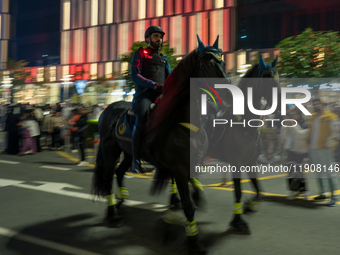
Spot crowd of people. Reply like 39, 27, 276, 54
259, 100, 340, 205
0, 102, 105, 166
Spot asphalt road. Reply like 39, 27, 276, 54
0, 148, 340, 255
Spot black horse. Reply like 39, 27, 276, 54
92, 35, 228, 253
209, 54, 280, 234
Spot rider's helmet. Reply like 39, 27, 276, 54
144, 26, 165, 43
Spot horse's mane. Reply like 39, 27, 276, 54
237, 63, 259, 92
147, 49, 198, 132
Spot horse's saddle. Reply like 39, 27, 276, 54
115, 101, 160, 141
115, 109, 135, 141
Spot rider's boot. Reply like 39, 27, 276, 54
132, 126, 144, 173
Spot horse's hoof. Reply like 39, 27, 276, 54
116, 199, 124, 209
243, 201, 253, 214
231, 224, 251, 235
162, 209, 186, 226
229, 219, 251, 235
187, 236, 207, 254
157, 220, 174, 246
229, 222, 251, 235
244, 200, 261, 214
104, 215, 123, 228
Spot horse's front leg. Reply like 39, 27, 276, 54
244, 169, 262, 213
229, 168, 251, 235
172, 169, 206, 254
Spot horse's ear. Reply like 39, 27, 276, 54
212, 35, 219, 49
197, 34, 206, 53
259, 54, 266, 71
272, 55, 278, 68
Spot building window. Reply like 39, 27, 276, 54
37, 67, 44, 82
50, 66, 56, 82
170, 15, 182, 55
237, 52, 246, 69
105, 62, 112, 78
91, 0, 98, 26
63, 0, 71, 30
156, 0, 163, 17
87, 27, 98, 63
61, 31, 70, 65
118, 23, 128, 58
90, 63, 97, 79
62, 65, 69, 77
215, 0, 223, 8
138, 0, 146, 19
121, 62, 128, 74
106, 0, 113, 24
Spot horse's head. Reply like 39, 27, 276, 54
245, 54, 280, 109
195, 35, 229, 80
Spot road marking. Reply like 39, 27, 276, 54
86, 156, 95, 158
54, 151, 340, 202
0, 178, 168, 211
56, 151, 95, 168
40, 166, 72, 171
0, 159, 20, 165
0, 226, 102, 255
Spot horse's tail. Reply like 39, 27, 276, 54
91, 101, 130, 198
92, 143, 109, 198
150, 168, 172, 195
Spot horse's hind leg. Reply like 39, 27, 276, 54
169, 175, 181, 210
102, 140, 124, 227
115, 153, 132, 204
229, 171, 251, 235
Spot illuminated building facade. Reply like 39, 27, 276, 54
6, 0, 340, 102
0, 0, 12, 70
60, 0, 241, 79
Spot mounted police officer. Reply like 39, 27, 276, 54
131, 26, 172, 172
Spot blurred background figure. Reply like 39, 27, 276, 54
92, 104, 103, 120
32, 105, 43, 152
41, 108, 53, 149
49, 111, 64, 149
258, 133, 281, 164
19, 110, 40, 155
281, 110, 309, 200
308, 99, 338, 206
5, 107, 20, 155
75, 107, 88, 166
333, 105, 340, 163
68, 108, 81, 153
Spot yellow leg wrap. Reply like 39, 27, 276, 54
191, 178, 204, 191
234, 202, 243, 214
118, 187, 129, 199
170, 183, 177, 194
185, 220, 199, 237
107, 194, 117, 206
249, 201, 261, 211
